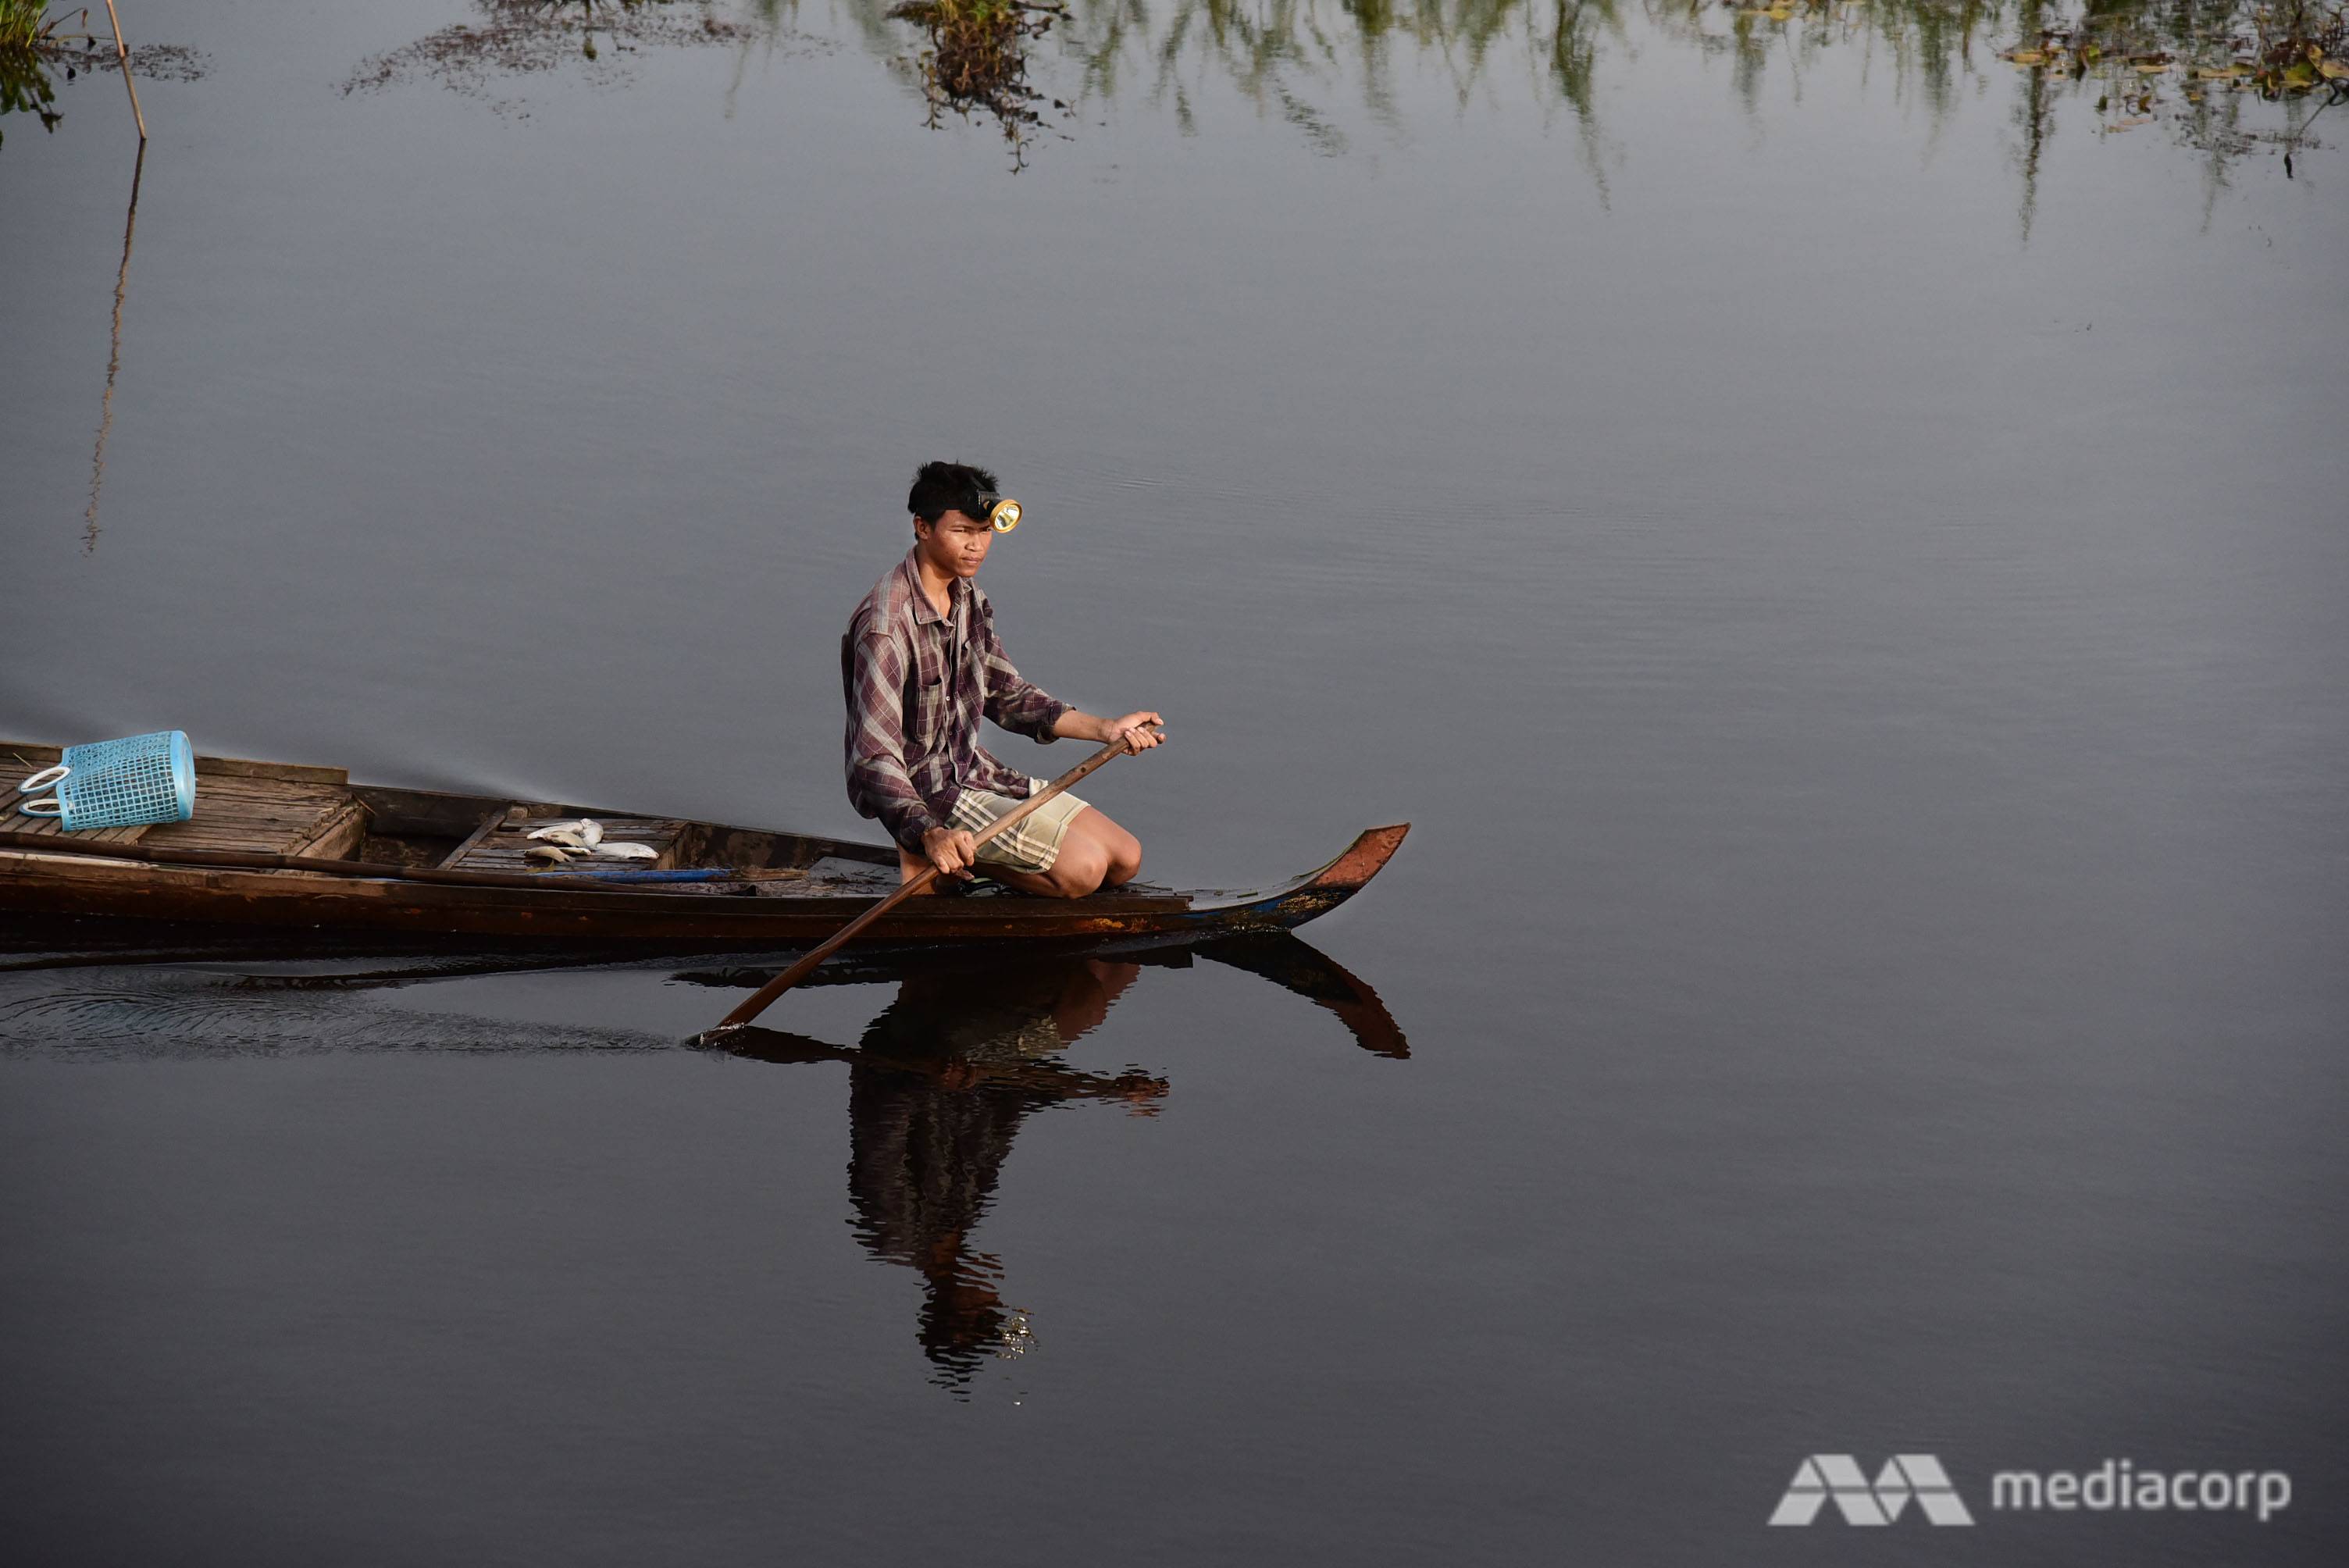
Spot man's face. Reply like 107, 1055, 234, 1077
916, 510, 994, 580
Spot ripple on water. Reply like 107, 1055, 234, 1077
0, 967, 669, 1060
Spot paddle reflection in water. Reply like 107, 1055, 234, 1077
700, 934, 1407, 1388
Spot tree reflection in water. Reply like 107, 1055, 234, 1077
9, 0, 2338, 194
704, 935, 1406, 1390
802, 0, 2344, 193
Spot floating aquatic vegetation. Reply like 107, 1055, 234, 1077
2, 4, 92, 145
343, 0, 754, 116
0, 72, 59, 144
0, 0, 56, 52
1995, 0, 2346, 107
0, 5, 201, 148
886, 0, 1070, 151
1982, 0, 2344, 192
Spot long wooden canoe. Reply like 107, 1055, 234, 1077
0, 742, 1406, 950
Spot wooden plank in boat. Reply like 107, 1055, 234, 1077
0, 752, 55, 794
287, 795, 370, 860
354, 786, 568, 839
194, 755, 348, 786
439, 807, 521, 869
799, 856, 900, 896
0, 814, 155, 845
143, 772, 365, 857
182, 775, 346, 804
0, 751, 155, 844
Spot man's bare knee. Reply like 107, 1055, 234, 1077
1101, 819, 1142, 886
1071, 809, 1142, 888
1047, 837, 1109, 897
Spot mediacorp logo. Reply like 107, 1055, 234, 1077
1770, 1456, 1973, 1527
1769, 1455, 2294, 1527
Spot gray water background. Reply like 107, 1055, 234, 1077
2, 2, 2345, 1562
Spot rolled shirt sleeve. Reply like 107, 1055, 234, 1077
846, 629, 946, 851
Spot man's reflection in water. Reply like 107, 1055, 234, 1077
847, 958, 1163, 1384
706, 935, 1404, 1389
722, 957, 1167, 1388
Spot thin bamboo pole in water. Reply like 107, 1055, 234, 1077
101, 0, 147, 141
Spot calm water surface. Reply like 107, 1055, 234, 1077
3, 1, 2345, 1562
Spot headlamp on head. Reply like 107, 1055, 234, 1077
973, 490, 1022, 533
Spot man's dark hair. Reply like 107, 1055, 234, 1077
907, 461, 1000, 525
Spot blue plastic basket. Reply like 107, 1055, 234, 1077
19, 731, 197, 832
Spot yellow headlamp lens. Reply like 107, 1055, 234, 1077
988, 498, 1022, 533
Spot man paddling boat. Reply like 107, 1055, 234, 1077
843, 461, 1163, 896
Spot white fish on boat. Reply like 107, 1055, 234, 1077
523, 818, 642, 866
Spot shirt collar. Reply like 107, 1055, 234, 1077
900, 545, 968, 628
902, 549, 958, 629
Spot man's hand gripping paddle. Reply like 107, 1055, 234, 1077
700, 727, 1160, 1039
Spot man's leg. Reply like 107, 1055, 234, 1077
980, 806, 1142, 899
1080, 807, 1143, 886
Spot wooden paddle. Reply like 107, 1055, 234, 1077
704, 729, 1157, 1036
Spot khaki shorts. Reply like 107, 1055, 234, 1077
946, 782, 1089, 875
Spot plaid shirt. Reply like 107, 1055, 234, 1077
843, 547, 1073, 850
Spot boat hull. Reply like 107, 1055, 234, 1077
0, 824, 1408, 950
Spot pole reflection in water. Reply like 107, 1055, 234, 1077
704, 935, 1407, 1388
85, 137, 144, 553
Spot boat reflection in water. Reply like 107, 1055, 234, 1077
698, 935, 1407, 1388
